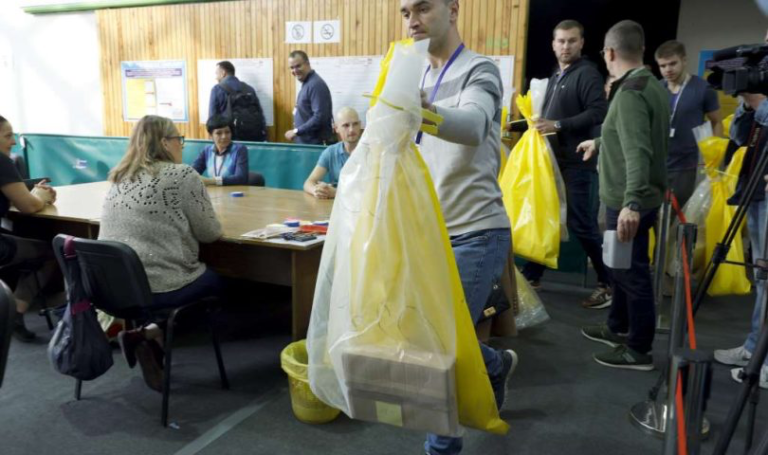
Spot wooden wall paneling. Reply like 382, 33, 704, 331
98, 0, 529, 140
514, 0, 529, 117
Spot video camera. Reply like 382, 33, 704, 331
706, 43, 768, 96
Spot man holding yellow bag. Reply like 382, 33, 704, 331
400, 0, 517, 453
578, 20, 669, 371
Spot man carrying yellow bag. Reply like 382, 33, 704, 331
406, 1, 517, 453
307, 2, 517, 454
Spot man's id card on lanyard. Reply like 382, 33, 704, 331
415, 43, 465, 145
668, 75, 689, 139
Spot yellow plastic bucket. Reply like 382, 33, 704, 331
280, 340, 340, 424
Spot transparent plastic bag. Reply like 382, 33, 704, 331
307, 39, 508, 437
513, 268, 549, 330
667, 131, 729, 277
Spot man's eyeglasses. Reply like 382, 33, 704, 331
599, 48, 611, 58
165, 135, 185, 145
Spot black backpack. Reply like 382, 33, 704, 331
219, 81, 267, 142
48, 236, 113, 381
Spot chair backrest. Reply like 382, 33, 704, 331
0, 280, 15, 388
52, 234, 154, 318
247, 172, 265, 187
11, 154, 30, 180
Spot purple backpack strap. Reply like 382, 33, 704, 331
63, 235, 76, 259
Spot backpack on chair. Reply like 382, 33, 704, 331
219, 81, 267, 142
48, 236, 113, 381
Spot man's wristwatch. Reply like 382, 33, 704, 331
553, 121, 562, 131
625, 202, 641, 212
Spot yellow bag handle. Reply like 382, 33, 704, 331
363, 94, 444, 136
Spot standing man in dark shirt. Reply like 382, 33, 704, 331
510, 20, 610, 309
208, 61, 244, 118
208, 61, 267, 142
285, 50, 334, 145
655, 40, 722, 208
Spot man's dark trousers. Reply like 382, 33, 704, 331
522, 167, 610, 286
605, 207, 658, 354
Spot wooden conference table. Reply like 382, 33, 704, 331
11, 181, 334, 340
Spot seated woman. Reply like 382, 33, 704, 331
0, 115, 57, 342
99, 115, 223, 391
192, 115, 249, 186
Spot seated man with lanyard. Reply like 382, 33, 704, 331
303, 107, 361, 199
192, 115, 249, 186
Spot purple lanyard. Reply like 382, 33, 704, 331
415, 43, 465, 145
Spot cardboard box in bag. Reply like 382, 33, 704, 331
341, 344, 459, 435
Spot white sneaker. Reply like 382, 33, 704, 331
730, 366, 768, 390
714, 346, 752, 367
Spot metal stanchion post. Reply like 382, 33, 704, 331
662, 353, 683, 455
655, 196, 672, 333
681, 349, 712, 455
632, 224, 710, 441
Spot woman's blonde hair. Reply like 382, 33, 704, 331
109, 115, 178, 183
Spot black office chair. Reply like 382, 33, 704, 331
247, 172, 265, 187
52, 235, 229, 427
10, 154, 29, 180
0, 280, 14, 388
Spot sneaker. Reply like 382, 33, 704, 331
581, 286, 612, 309
714, 346, 752, 367
490, 349, 518, 410
12, 312, 36, 342
730, 366, 768, 390
593, 345, 654, 371
581, 324, 628, 348
528, 279, 541, 291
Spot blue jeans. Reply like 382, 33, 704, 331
523, 168, 610, 286
425, 228, 511, 455
605, 207, 658, 354
744, 199, 768, 366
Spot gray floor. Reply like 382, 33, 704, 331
1, 280, 766, 455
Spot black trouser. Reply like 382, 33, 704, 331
522, 167, 610, 286
605, 207, 658, 354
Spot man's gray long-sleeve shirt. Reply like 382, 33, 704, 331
419, 48, 510, 236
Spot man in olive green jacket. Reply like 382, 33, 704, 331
577, 20, 669, 371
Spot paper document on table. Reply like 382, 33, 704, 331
241, 225, 295, 240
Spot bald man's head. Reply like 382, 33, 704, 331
334, 107, 362, 148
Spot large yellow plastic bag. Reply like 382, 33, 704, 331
706, 147, 751, 296
500, 82, 565, 268
306, 39, 508, 437
667, 123, 729, 276
513, 268, 549, 329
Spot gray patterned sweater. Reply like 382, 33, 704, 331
98, 163, 222, 293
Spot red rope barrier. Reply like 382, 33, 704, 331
670, 191, 688, 225
672, 190, 696, 455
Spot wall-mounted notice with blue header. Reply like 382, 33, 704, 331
121, 60, 188, 122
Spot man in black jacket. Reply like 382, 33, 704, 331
509, 20, 610, 308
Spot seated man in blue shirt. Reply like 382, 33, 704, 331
192, 115, 249, 186
303, 107, 361, 199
